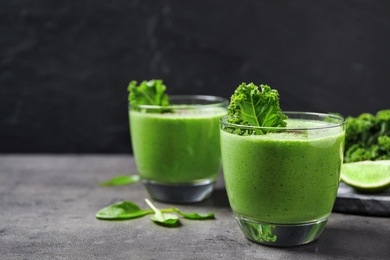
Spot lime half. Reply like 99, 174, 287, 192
341, 160, 390, 193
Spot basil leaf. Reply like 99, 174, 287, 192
173, 208, 215, 220
96, 201, 151, 220
98, 175, 140, 186
145, 199, 179, 226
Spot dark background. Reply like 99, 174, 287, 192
1, 0, 389, 153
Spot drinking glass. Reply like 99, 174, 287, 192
129, 95, 228, 203
220, 112, 345, 246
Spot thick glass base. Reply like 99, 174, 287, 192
142, 179, 215, 204
235, 213, 328, 247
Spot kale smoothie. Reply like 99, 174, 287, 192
220, 118, 345, 224
130, 106, 227, 184
220, 82, 345, 246
127, 80, 228, 203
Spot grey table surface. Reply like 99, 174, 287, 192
0, 155, 389, 260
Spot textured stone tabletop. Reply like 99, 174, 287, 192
1, 155, 389, 259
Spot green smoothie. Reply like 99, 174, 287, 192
221, 119, 345, 224
130, 107, 227, 184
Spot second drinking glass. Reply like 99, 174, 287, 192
129, 95, 228, 203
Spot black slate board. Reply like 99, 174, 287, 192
333, 182, 390, 217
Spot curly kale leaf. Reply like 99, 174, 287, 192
128, 79, 169, 106
376, 110, 390, 137
226, 83, 287, 134
345, 113, 376, 148
345, 144, 378, 163
378, 136, 390, 155
344, 109, 390, 163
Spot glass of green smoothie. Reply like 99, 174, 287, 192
129, 94, 228, 203
220, 112, 345, 246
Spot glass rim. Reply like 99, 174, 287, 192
220, 111, 345, 131
129, 95, 229, 110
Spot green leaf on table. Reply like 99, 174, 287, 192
145, 199, 179, 226
172, 208, 215, 220
96, 201, 151, 220
98, 175, 140, 186
96, 199, 215, 226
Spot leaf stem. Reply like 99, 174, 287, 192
145, 199, 176, 217
145, 198, 161, 218
143, 208, 175, 215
